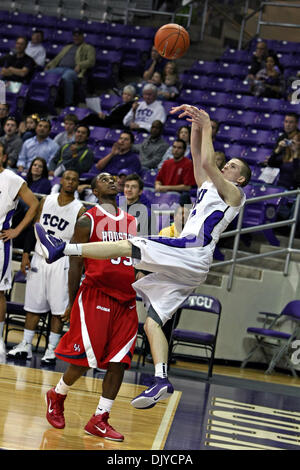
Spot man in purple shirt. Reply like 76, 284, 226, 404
95, 130, 141, 175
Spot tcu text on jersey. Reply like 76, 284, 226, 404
42, 213, 69, 232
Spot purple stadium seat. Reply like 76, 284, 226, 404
93, 145, 111, 161
97, 35, 123, 51
142, 169, 158, 188
221, 48, 252, 64
224, 144, 247, 159
1, 24, 30, 39
242, 183, 282, 245
242, 146, 271, 165
177, 88, 205, 104
52, 30, 73, 44
83, 33, 105, 47
189, 60, 220, 75
0, 38, 15, 53
241, 300, 300, 376
252, 112, 284, 130
240, 129, 279, 148
163, 117, 190, 135
197, 91, 229, 108
217, 63, 249, 79
80, 20, 109, 34
89, 126, 110, 145
103, 128, 123, 145
255, 97, 284, 114
225, 109, 258, 127
123, 25, 156, 40
206, 107, 230, 123
45, 43, 64, 60
59, 106, 94, 121
215, 124, 245, 142
28, 72, 62, 114
169, 294, 222, 378
100, 93, 122, 111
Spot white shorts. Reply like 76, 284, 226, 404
0, 240, 12, 291
130, 236, 212, 325
24, 253, 69, 316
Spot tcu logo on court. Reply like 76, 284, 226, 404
42, 213, 70, 231
188, 295, 213, 309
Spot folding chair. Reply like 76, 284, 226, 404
4, 270, 51, 352
169, 294, 222, 380
241, 300, 300, 376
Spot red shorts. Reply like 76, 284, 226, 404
55, 285, 138, 369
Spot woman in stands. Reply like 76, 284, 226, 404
250, 55, 284, 99
26, 157, 52, 195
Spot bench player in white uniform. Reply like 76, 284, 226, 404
8, 170, 85, 363
35, 105, 251, 408
0, 142, 39, 355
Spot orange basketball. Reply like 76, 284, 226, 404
154, 23, 190, 60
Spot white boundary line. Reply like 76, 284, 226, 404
151, 391, 181, 450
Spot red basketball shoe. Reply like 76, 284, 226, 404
45, 388, 66, 429
84, 413, 124, 441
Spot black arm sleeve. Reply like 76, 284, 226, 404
22, 224, 36, 254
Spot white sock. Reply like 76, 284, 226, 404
0, 321, 4, 337
23, 329, 35, 345
95, 396, 114, 415
55, 376, 70, 396
48, 331, 61, 349
64, 243, 82, 256
155, 362, 168, 378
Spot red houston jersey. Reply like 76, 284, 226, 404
81, 204, 137, 302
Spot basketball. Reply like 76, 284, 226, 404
154, 23, 190, 60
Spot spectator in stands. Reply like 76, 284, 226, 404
25, 30, 46, 68
19, 114, 40, 142
26, 157, 52, 195
95, 131, 141, 176
247, 41, 269, 79
117, 168, 130, 195
215, 151, 226, 170
0, 36, 35, 84
267, 131, 300, 189
158, 73, 180, 101
11, 157, 52, 247
211, 119, 225, 153
119, 173, 152, 236
272, 113, 299, 155
0, 104, 9, 137
155, 138, 196, 193
49, 125, 94, 177
45, 28, 96, 106
159, 204, 190, 237
123, 83, 166, 132
250, 55, 284, 98
133, 120, 169, 170
0, 116, 23, 169
143, 46, 168, 81
54, 113, 78, 147
17, 118, 59, 172
158, 125, 191, 169
80, 85, 136, 128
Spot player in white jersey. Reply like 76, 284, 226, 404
0, 142, 39, 355
7, 170, 85, 363
35, 105, 252, 408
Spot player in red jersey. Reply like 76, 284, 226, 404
45, 173, 138, 441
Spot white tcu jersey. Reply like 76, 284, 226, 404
0, 169, 24, 232
180, 181, 246, 251
35, 193, 83, 255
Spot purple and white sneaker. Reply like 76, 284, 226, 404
34, 223, 66, 264
131, 377, 174, 409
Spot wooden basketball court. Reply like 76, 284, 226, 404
0, 364, 181, 450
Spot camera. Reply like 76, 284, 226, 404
285, 139, 293, 146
